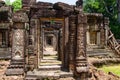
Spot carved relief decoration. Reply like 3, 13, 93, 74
75, 14, 88, 73
12, 29, 24, 59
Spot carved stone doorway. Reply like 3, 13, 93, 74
39, 18, 64, 69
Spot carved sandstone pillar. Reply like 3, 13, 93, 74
6, 12, 29, 75
69, 15, 77, 71
75, 13, 88, 79
12, 12, 29, 60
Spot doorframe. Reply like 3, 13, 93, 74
38, 17, 65, 68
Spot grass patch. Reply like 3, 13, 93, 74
98, 64, 120, 76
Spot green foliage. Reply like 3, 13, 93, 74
84, 0, 100, 13
84, 0, 120, 38
98, 64, 120, 76
110, 20, 120, 39
12, 0, 22, 12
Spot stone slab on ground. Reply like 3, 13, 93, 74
25, 70, 73, 80
5, 68, 24, 76
39, 65, 61, 71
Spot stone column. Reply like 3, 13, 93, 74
55, 31, 59, 51
100, 20, 105, 47
12, 13, 29, 60
86, 30, 90, 45
63, 17, 69, 70
69, 15, 77, 71
6, 12, 29, 75
29, 19, 40, 69
104, 18, 109, 46
42, 27, 44, 58
97, 32, 101, 45
75, 13, 88, 79
58, 30, 61, 60
53, 32, 57, 51
5, 31, 8, 47
34, 19, 40, 69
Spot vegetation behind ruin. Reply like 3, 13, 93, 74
4, 0, 120, 38
5, 0, 22, 11
99, 64, 120, 76
84, 0, 120, 39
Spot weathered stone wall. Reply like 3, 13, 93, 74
0, 0, 13, 59
86, 13, 105, 47
22, 0, 36, 7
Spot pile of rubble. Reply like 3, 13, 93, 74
88, 64, 120, 80
88, 57, 120, 67
0, 59, 120, 80
0, 60, 23, 80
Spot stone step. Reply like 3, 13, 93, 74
40, 63, 61, 66
5, 59, 25, 75
25, 70, 73, 80
8, 65, 24, 68
25, 77, 37, 80
11, 62, 24, 65
38, 65, 61, 71
59, 71, 73, 78
26, 71, 59, 80
40, 60, 61, 66
0, 55, 11, 59
86, 48, 114, 57
87, 53, 110, 57
5, 68, 24, 76
0, 48, 8, 51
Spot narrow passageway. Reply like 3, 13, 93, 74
39, 18, 64, 69
40, 46, 61, 67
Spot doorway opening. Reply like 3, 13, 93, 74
90, 31, 97, 45
46, 36, 53, 46
39, 18, 64, 68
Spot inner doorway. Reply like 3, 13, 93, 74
46, 36, 53, 46
39, 18, 64, 68
90, 31, 97, 45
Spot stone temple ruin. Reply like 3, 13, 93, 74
0, 0, 120, 79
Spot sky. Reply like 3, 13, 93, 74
10, 0, 76, 5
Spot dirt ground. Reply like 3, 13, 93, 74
0, 59, 120, 80
0, 60, 23, 80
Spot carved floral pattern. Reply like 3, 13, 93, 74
12, 29, 24, 59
